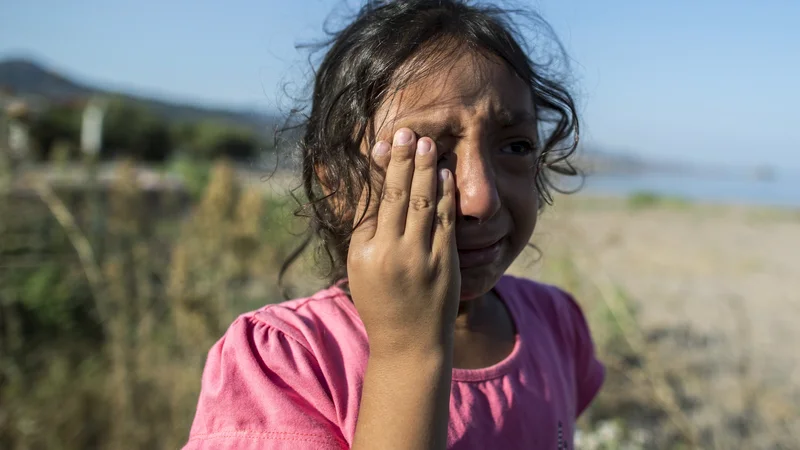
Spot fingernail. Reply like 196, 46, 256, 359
373, 141, 390, 156
439, 168, 450, 181
394, 129, 412, 145
417, 138, 431, 155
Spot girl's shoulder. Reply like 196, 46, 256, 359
227, 284, 366, 356
497, 274, 587, 323
497, 274, 597, 355
498, 274, 605, 415
186, 286, 361, 449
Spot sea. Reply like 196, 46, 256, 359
566, 170, 800, 209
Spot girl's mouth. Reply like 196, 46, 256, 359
457, 238, 503, 268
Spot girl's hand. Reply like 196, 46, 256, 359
349, 128, 457, 450
347, 128, 461, 357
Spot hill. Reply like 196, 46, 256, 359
0, 57, 707, 175
0, 58, 279, 136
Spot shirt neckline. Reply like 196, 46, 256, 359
450, 276, 523, 383
329, 275, 524, 384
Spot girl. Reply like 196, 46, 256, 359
184, 1, 604, 448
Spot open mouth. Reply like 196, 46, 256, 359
457, 238, 503, 268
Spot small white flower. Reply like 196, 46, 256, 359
596, 420, 621, 443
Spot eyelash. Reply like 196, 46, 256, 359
499, 140, 537, 156
434, 139, 538, 161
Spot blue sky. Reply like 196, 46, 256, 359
1, 0, 798, 168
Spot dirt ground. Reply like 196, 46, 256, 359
26, 163, 798, 444
515, 194, 800, 444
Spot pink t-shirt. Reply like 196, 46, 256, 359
184, 275, 605, 449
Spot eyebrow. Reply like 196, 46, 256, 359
495, 109, 537, 128
399, 120, 464, 139
393, 109, 536, 139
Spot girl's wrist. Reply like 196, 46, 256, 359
366, 328, 455, 363
365, 344, 453, 388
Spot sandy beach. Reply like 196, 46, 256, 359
6, 161, 798, 447
511, 194, 800, 445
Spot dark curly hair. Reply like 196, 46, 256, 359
278, 0, 580, 290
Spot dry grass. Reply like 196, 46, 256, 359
0, 159, 298, 449
516, 195, 800, 449
1, 161, 798, 449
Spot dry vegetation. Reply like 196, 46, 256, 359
519, 195, 800, 449
1, 159, 798, 449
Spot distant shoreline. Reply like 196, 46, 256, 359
570, 172, 800, 210
9, 161, 800, 211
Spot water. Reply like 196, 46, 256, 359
571, 171, 800, 208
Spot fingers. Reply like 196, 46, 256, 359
353, 129, 451, 258
404, 137, 438, 247
352, 140, 390, 241
375, 129, 416, 236
432, 168, 457, 255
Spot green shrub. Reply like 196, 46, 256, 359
627, 191, 689, 210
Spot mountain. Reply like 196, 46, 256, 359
0, 58, 279, 135
570, 145, 713, 177
571, 147, 646, 175
0, 58, 713, 175
0, 58, 92, 100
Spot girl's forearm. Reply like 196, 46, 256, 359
351, 348, 453, 450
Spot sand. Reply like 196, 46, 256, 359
515, 194, 800, 440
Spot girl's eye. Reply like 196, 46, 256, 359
499, 140, 536, 155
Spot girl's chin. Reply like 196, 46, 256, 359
457, 267, 504, 302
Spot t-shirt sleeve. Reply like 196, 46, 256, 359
561, 291, 606, 418
183, 315, 348, 450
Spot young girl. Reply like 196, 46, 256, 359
184, 1, 604, 448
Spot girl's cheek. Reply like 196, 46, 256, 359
495, 154, 539, 179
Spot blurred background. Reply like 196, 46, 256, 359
0, 1, 798, 449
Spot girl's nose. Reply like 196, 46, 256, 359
454, 147, 501, 224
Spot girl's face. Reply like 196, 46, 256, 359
369, 51, 540, 300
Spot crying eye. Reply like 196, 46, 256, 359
499, 140, 536, 155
